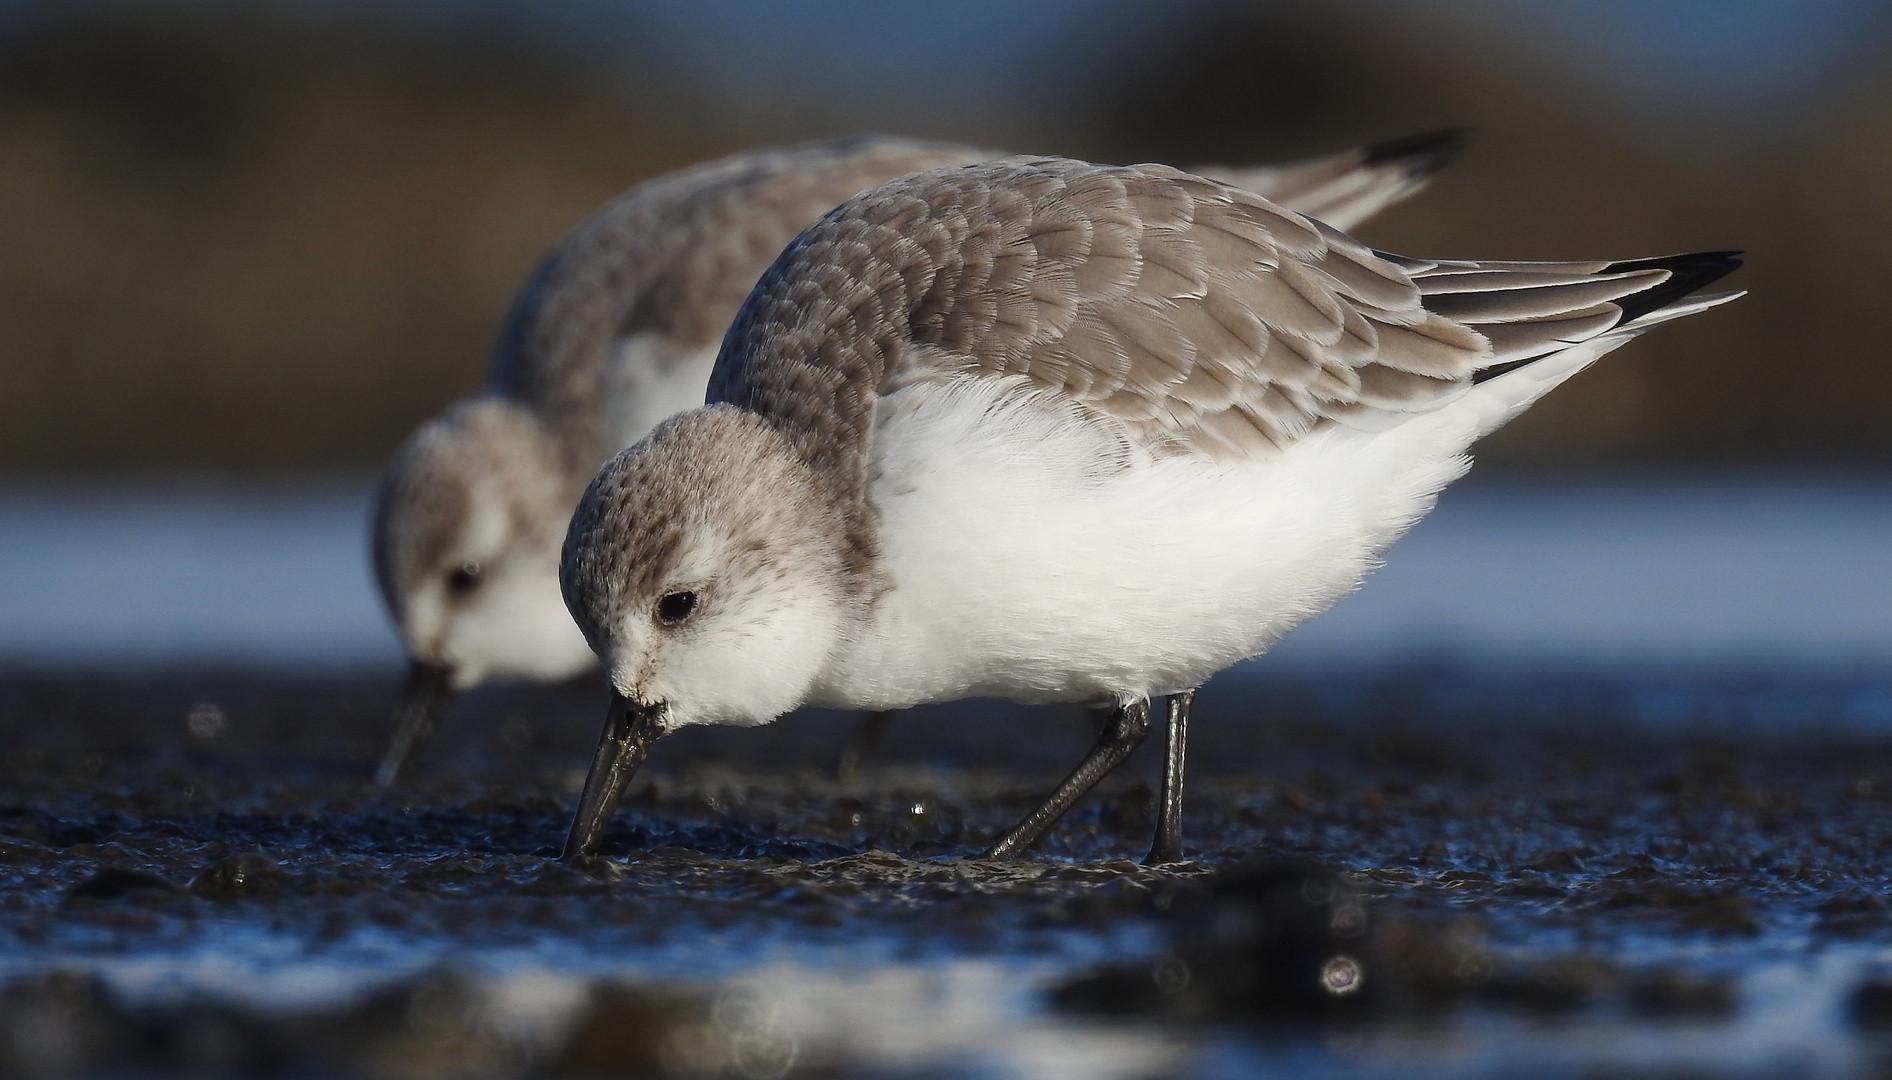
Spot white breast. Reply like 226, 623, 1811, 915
809, 374, 1497, 710
603, 334, 723, 449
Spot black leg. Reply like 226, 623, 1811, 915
833, 710, 896, 780
1144, 688, 1196, 865
983, 697, 1152, 859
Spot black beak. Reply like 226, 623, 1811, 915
561, 692, 666, 861
374, 659, 456, 787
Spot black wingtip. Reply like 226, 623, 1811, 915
1361, 126, 1472, 177
1604, 250, 1744, 325
1469, 250, 1744, 385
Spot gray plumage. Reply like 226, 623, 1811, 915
1197, 126, 1466, 238
492, 132, 1466, 464
704, 158, 1739, 575
488, 137, 999, 467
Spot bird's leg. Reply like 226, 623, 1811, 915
1144, 688, 1197, 865
983, 697, 1152, 859
832, 710, 896, 780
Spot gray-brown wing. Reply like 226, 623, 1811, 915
711, 157, 1735, 503
490, 136, 995, 454
486, 132, 1460, 463
1198, 127, 1466, 232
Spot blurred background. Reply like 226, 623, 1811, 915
1, 0, 1889, 669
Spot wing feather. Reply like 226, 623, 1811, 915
1421, 271, 1667, 323
497, 136, 999, 455
1199, 127, 1467, 232
1477, 307, 1624, 363
710, 157, 1741, 509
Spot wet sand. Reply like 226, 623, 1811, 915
3, 662, 1892, 1078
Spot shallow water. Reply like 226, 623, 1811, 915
5, 663, 1892, 1077
4, 475, 1890, 667
3, 474, 1891, 1075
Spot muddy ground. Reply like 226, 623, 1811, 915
2, 661, 1892, 1078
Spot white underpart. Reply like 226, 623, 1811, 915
416, 471, 596, 687
604, 334, 723, 448
395, 485, 512, 673
810, 329, 1652, 712
623, 525, 846, 731
443, 544, 596, 686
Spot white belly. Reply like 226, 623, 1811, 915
809, 376, 1492, 710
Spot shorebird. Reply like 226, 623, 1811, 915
369, 132, 1468, 786
557, 156, 1742, 863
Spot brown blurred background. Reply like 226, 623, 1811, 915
2, 0, 1889, 477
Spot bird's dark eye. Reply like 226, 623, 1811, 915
656, 590, 697, 626
446, 563, 482, 596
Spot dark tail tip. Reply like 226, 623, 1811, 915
1605, 251, 1744, 325
1361, 126, 1472, 177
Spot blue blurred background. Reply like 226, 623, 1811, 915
1, 0, 1888, 679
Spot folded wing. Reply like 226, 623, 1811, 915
711, 158, 1740, 486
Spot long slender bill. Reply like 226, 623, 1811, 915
374, 659, 456, 787
561, 693, 667, 861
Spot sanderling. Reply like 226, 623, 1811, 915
369, 133, 1467, 786
556, 156, 1742, 864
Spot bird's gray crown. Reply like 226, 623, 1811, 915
559, 404, 855, 666
371, 396, 569, 623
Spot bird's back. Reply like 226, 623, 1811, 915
491, 137, 999, 462
710, 157, 1739, 610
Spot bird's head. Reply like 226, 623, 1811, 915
372, 397, 596, 692
557, 404, 856, 856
